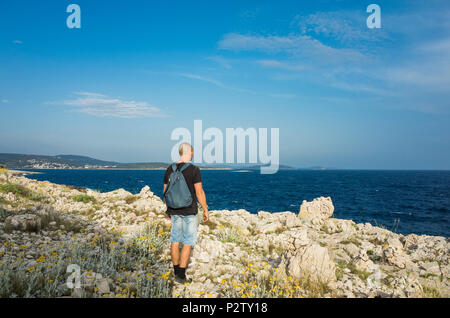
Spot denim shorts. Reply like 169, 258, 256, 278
169, 214, 198, 246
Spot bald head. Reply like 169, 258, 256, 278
179, 142, 193, 157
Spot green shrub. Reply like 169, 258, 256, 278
0, 224, 172, 298
72, 194, 96, 203
0, 183, 31, 197
0, 183, 43, 201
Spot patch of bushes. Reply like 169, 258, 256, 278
219, 262, 333, 298
0, 223, 172, 298
0, 183, 43, 201
72, 194, 96, 203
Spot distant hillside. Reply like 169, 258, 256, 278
0, 153, 300, 170
113, 162, 172, 169
54, 155, 119, 167
0, 153, 170, 169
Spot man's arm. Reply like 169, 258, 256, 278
194, 182, 209, 222
163, 183, 170, 219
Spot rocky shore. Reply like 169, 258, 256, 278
0, 168, 448, 298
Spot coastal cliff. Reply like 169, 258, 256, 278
0, 169, 448, 298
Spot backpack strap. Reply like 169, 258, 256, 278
179, 162, 191, 172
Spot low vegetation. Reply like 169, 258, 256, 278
72, 194, 96, 203
0, 222, 172, 298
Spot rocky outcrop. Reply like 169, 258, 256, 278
298, 196, 334, 223
0, 169, 448, 298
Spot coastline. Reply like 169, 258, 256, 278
0, 169, 448, 298
14, 167, 232, 171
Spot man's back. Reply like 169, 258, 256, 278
163, 162, 201, 216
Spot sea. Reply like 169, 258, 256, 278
20, 169, 450, 237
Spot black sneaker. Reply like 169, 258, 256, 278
175, 275, 192, 284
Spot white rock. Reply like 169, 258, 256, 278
282, 243, 336, 286
139, 185, 154, 199
5, 214, 41, 232
95, 278, 110, 294
298, 197, 334, 222
285, 212, 303, 228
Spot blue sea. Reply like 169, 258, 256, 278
20, 169, 450, 237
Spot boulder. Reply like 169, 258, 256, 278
259, 222, 282, 234
420, 261, 441, 276
282, 243, 336, 286
104, 188, 133, 200
298, 197, 334, 222
401, 233, 422, 250
383, 238, 411, 269
139, 185, 154, 199
344, 243, 360, 258
95, 278, 111, 294
5, 214, 41, 232
285, 212, 303, 228
351, 250, 375, 273
404, 278, 424, 298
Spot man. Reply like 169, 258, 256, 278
163, 142, 209, 283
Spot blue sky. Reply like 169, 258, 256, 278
0, 0, 449, 169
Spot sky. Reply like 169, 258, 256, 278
0, 0, 449, 169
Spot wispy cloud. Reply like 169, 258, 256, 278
292, 11, 390, 45
47, 92, 168, 118
179, 73, 227, 88
12, 40, 22, 44
218, 33, 368, 65
178, 73, 254, 93
1, 99, 8, 103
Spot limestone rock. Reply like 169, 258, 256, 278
298, 197, 334, 222
420, 262, 441, 276
139, 185, 154, 199
285, 212, 303, 228
5, 214, 41, 232
404, 278, 423, 298
344, 243, 360, 258
95, 278, 111, 294
282, 243, 336, 286
383, 238, 411, 269
351, 250, 375, 273
259, 222, 282, 234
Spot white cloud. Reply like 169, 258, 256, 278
48, 92, 167, 118
218, 33, 368, 65
292, 11, 390, 44
12, 40, 22, 44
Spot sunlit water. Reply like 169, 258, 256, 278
22, 169, 450, 237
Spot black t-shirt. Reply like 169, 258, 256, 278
163, 162, 202, 215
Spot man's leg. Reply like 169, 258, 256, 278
169, 215, 182, 277
171, 242, 180, 266
179, 244, 192, 268
177, 215, 198, 280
